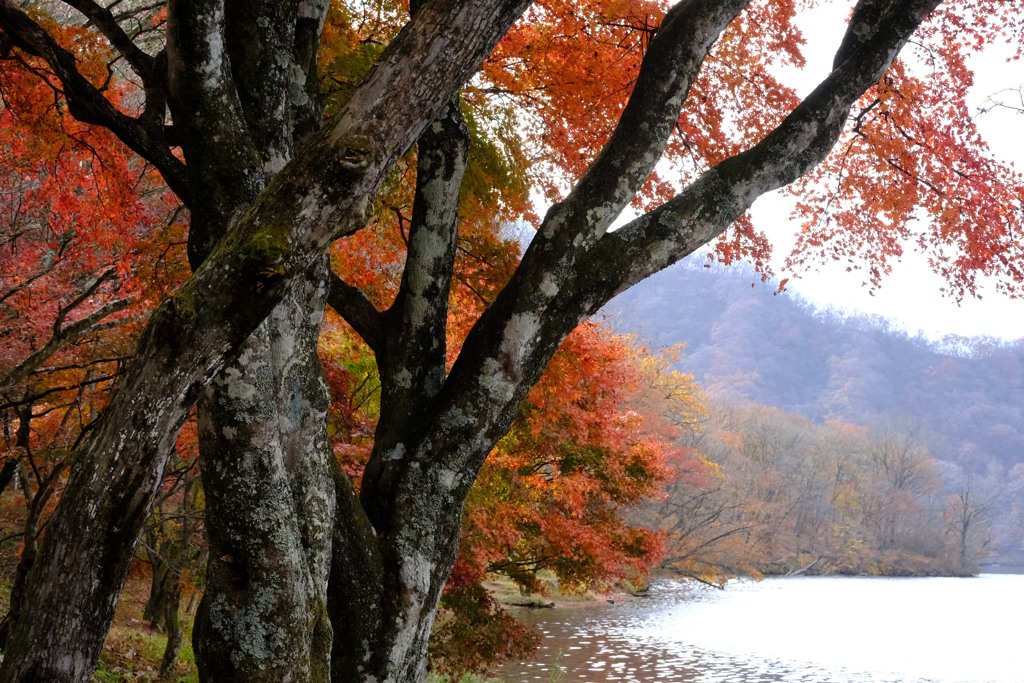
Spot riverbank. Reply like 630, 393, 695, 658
484, 574, 646, 611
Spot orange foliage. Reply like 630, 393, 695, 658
457, 322, 708, 593
1, 23, 187, 540
788, 1, 1024, 299
3, 0, 1021, 675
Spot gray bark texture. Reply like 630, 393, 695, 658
0, 0, 945, 681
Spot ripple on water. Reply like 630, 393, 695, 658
497, 575, 1024, 683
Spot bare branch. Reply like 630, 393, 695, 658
52, 269, 116, 336
326, 272, 385, 354
0, 372, 120, 413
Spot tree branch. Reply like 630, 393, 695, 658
385, 99, 468, 386
292, 0, 329, 141
223, 0, 299, 171
326, 272, 385, 354
361, 97, 470, 529
533, 0, 750, 252
403, 0, 943, 517
426, 0, 754, 485
1, 268, 131, 396
584, 0, 943, 300
59, 0, 156, 80
166, 0, 263, 260
0, 298, 130, 393
0, 372, 118, 414
0, 0, 191, 202
51, 268, 116, 336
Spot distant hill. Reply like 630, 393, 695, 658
602, 257, 1024, 478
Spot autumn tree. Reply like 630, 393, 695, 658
653, 399, 984, 577
319, 195, 681, 671
865, 426, 939, 552
942, 471, 996, 573
0, 0, 1020, 682
431, 323, 694, 675
0, 31, 185, 655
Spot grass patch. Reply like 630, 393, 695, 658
91, 607, 198, 682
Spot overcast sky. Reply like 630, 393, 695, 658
758, 2, 1024, 342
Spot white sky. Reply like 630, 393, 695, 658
755, 1, 1024, 342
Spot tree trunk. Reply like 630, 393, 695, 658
144, 556, 171, 631
143, 515, 175, 631
0, 457, 17, 497
157, 570, 184, 682
194, 267, 334, 682
0, 404, 66, 652
323, 94, 472, 683
329, 445, 468, 683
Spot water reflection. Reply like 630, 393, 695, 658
497, 575, 1024, 682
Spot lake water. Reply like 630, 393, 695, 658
496, 574, 1024, 682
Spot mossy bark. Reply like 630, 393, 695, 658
194, 268, 334, 682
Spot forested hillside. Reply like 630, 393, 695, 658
605, 258, 1024, 567
604, 257, 1024, 479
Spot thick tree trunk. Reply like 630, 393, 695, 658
0, 386, 181, 680
194, 267, 334, 682
324, 96, 472, 683
329, 447, 468, 683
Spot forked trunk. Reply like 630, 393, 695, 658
329, 448, 468, 683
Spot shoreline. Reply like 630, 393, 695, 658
485, 577, 646, 611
